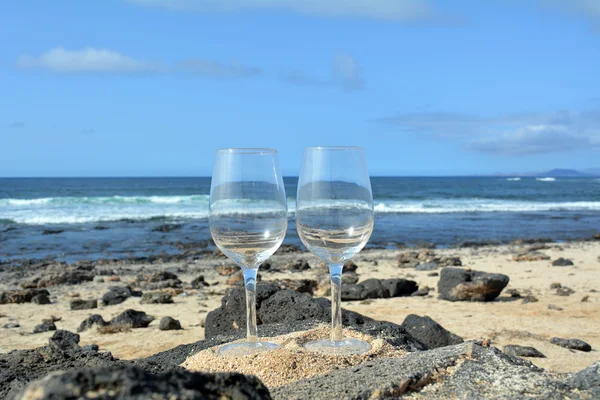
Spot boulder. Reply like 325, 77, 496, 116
550, 337, 592, 352
77, 314, 108, 332
381, 279, 419, 297
101, 286, 143, 306
190, 275, 209, 289
70, 299, 98, 310
0, 289, 50, 304
503, 345, 545, 358
33, 320, 57, 334
400, 314, 463, 349
109, 309, 155, 328
341, 278, 417, 301
438, 268, 509, 302
140, 292, 173, 305
159, 316, 182, 331
513, 252, 550, 262
14, 365, 271, 400
343, 260, 359, 273
49, 330, 80, 352
31, 293, 51, 305
552, 258, 574, 266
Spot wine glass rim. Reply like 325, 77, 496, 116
216, 148, 277, 154
305, 146, 364, 151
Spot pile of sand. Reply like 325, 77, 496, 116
181, 327, 406, 387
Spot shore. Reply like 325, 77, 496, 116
1, 240, 599, 374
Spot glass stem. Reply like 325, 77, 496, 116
329, 263, 343, 342
243, 268, 258, 343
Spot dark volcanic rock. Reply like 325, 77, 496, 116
284, 259, 311, 272
204, 284, 425, 352
568, 361, 600, 397
416, 262, 438, 271
159, 316, 182, 331
190, 275, 209, 289
264, 279, 318, 295
15, 365, 271, 400
102, 286, 143, 306
42, 229, 64, 235
35, 267, 95, 287
400, 314, 463, 349
556, 286, 575, 296
550, 337, 592, 352
152, 223, 183, 233
272, 341, 598, 400
552, 257, 574, 266
48, 330, 80, 352
109, 309, 155, 328
70, 299, 98, 310
341, 278, 417, 300
77, 314, 108, 332
31, 293, 51, 305
0, 289, 50, 304
3, 323, 20, 329
140, 291, 173, 304
343, 260, 359, 273
504, 345, 546, 358
275, 243, 302, 254
513, 252, 550, 262
438, 268, 509, 302
137, 271, 182, 290
33, 320, 57, 334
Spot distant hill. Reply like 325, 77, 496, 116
542, 169, 586, 177
493, 168, 600, 177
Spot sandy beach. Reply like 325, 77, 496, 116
2, 240, 598, 375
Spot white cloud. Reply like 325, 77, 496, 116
17, 47, 163, 73
333, 52, 365, 91
378, 109, 600, 156
179, 58, 262, 79
126, 0, 444, 22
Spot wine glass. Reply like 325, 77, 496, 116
296, 146, 374, 355
209, 148, 288, 356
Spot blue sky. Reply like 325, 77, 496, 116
1, 0, 599, 177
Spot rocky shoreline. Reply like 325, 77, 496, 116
1, 240, 599, 399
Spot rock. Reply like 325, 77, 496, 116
77, 314, 108, 332
550, 282, 562, 289
137, 271, 182, 290
568, 361, 600, 396
381, 278, 419, 297
503, 345, 546, 358
582, 295, 590, 302
439, 256, 462, 267
416, 262, 438, 271
33, 319, 57, 334
152, 223, 183, 233
550, 337, 592, 352
35, 267, 95, 287
264, 279, 318, 295
505, 288, 521, 298
284, 259, 311, 272
31, 293, 51, 305
275, 243, 302, 253
81, 344, 99, 353
48, 330, 80, 352
0, 289, 50, 304
343, 260, 358, 273
226, 271, 245, 286
215, 265, 238, 276
140, 292, 173, 304
109, 309, 155, 328
556, 286, 575, 296
427, 272, 439, 277
522, 295, 539, 304
360, 278, 392, 299
70, 299, 98, 310
513, 252, 550, 262
3, 323, 19, 329
552, 257, 574, 266
438, 268, 509, 302
42, 229, 64, 235
548, 304, 563, 311
341, 272, 359, 285
101, 286, 143, 306
190, 275, 209, 289
400, 314, 463, 349
205, 284, 425, 352
159, 316, 182, 331
411, 287, 431, 296
272, 341, 599, 400
14, 365, 271, 400
528, 243, 551, 251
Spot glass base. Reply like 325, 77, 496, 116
218, 341, 281, 357
305, 338, 371, 355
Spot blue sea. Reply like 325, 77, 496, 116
1, 177, 599, 262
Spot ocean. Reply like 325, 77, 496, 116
1, 177, 599, 262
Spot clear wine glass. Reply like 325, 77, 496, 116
296, 146, 374, 355
209, 148, 288, 356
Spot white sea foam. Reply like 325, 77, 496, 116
506, 177, 521, 181
3, 195, 600, 225
536, 177, 556, 182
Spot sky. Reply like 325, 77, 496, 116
1, 0, 600, 177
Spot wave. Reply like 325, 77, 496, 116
536, 177, 556, 182
0, 195, 209, 207
506, 177, 521, 181
373, 199, 600, 214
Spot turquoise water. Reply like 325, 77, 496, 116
1, 177, 599, 261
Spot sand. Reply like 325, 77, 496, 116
1, 241, 599, 373
181, 327, 405, 387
